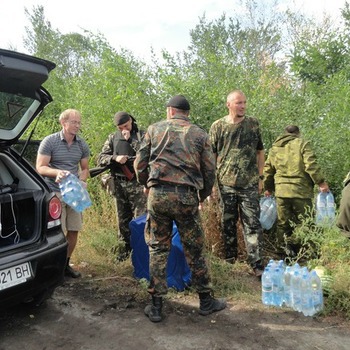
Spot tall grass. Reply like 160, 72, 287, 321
76, 183, 350, 319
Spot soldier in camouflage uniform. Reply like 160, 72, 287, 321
336, 171, 350, 238
209, 90, 265, 277
134, 95, 226, 323
264, 125, 329, 255
97, 112, 147, 260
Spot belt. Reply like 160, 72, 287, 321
113, 174, 135, 181
113, 174, 127, 180
152, 184, 197, 193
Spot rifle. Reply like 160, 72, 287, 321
90, 156, 136, 180
89, 165, 110, 178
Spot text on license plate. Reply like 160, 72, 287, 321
0, 262, 32, 290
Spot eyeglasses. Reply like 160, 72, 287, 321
66, 120, 81, 126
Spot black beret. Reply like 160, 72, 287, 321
166, 95, 190, 111
114, 111, 131, 126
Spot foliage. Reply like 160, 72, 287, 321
289, 21, 349, 84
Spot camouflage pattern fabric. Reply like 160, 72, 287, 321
263, 133, 325, 198
97, 130, 144, 177
209, 116, 264, 187
97, 126, 146, 250
113, 178, 147, 249
134, 115, 215, 202
146, 188, 212, 296
134, 114, 216, 296
219, 184, 263, 266
209, 116, 264, 267
276, 197, 312, 244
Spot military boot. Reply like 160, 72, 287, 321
198, 292, 226, 316
144, 295, 163, 322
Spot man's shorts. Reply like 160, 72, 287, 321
56, 192, 83, 233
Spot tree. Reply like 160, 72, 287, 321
20, 1, 350, 200
23, 5, 157, 162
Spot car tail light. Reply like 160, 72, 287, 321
49, 196, 61, 221
47, 196, 62, 229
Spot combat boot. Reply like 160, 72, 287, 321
198, 292, 226, 316
144, 295, 163, 322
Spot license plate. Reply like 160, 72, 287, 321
0, 262, 32, 290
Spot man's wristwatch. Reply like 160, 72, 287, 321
259, 175, 265, 180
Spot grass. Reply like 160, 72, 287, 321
74, 183, 350, 320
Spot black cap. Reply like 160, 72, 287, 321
166, 95, 190, 111
114, 111, 131, 126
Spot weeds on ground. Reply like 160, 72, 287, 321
75, 180, 124, 275
325, 264, 350, 319
78, 185, 350, 319
287, 213, 350, 319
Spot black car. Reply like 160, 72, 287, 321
0, 49, 68, 309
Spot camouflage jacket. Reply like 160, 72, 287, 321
134, 114, 216, 202
263, 133, 325, 198
209, 116, 264, 187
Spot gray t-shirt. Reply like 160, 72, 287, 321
38, 130, 90, 191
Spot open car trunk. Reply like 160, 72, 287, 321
0, 151, 46, 248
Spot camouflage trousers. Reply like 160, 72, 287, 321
276, 197, 312, 245
146, 186, 212, 296
114, 177, 147, 249
219, 184, 263, 267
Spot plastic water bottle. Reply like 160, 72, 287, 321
60, 176, 83, 206
260, 197, 277, 230
272, 267, 284, 307
267, 259, 277, 269
59, 173, 92, 212
80, 187, 92, 209
326, 192, 336, 222
292, 262, 300, 273
266, 198, 277, 227
260, 197, 270, 228
277, 260, 286, 272
310, 270, 324, 314
261, 267, 273, 306
283, 266, 292, 308
316, 192, 327, 224
60, 184, 75, 203
300, 270, 314, 316
291, 269, 302, 312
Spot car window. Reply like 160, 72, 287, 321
0, 92, 34, 130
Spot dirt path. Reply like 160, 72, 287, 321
1, 276, 349, 350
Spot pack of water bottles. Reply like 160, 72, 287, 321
261, 259, 324, 316
316, 191, 336, 226
259, 196, 277, 230
59, 173, 92, 213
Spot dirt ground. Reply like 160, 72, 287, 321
1, 270, 350, 350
